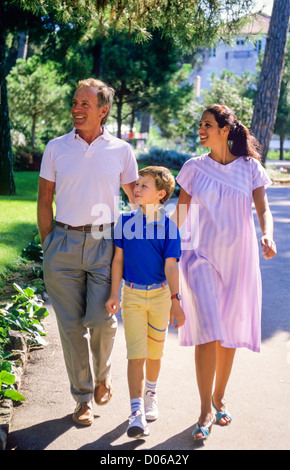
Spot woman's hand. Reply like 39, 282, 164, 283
260, 235, 277, 259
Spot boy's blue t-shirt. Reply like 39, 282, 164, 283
114, 207, 181, 285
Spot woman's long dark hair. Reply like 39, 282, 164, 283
204, 104, 262, 161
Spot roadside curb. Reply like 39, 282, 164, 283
272, 179, 290, 185
267, 160, 290, 185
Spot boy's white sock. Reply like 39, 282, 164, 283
130, 397, 145, 415
145, 379, 157, 396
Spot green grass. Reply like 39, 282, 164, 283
0, 172, 40, 279
267, 150, 290, 161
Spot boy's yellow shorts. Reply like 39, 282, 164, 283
121, 283, 171, 360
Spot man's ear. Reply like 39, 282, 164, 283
100, 105, 109, 117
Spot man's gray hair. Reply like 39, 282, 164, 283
77, 78, 115, 125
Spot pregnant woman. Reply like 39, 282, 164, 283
175, 104, 276, 441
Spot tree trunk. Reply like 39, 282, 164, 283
92, 40, 102, 77
17, 31, 29, 60
0, 1, 15, 196
129, 109, 135, 133
117, 99, 122, 139
279, 135, 285, 160
31, 114, 37, 147
250, 0, 290, 165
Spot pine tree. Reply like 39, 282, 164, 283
251, 0, 290, 164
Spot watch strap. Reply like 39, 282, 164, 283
171, 293, 181, 300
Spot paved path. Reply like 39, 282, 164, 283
6, 187, 290, 451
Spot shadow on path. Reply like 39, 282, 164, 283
7, 415, 73, 450
7, 417, 146, 451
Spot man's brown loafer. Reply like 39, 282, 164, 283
94, 377, 113, 406
72, 401, 94, 426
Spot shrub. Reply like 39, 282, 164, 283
138, 147, 192, 171
13, 145, 43, 172
0, 283, 49, 402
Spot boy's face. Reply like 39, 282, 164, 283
134, 175, 166, 208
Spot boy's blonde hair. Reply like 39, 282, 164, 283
138, 166, 175, 204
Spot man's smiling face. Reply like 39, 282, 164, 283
71, 87, 105, 138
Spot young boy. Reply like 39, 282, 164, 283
105, 166, 185, 439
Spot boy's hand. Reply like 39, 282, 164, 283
105, 295, 120, 314
170, 300, 185, 329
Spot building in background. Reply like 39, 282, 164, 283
190, 13, 289, 153
190, 14, 270, 91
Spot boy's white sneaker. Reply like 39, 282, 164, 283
127, 410, 149, 438
144, 391, 158, 421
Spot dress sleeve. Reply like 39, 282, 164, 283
251, 159, 272, 190
176, 158, 194, 196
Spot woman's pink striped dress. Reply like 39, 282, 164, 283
176, 154, 272, 352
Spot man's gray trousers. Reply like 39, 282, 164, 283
43, 225, 117, 403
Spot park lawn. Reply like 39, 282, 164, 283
0, 172, 40, 278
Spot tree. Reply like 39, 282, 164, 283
0, 1, 15, 195
100, 30, 193, 138
274, 38, 290, 160
15, 0, 255, 48
202, 70, 256, 126
149, 64, 196, 141
178, 69, 258, 153
1, 0, 258, 194
0, 0, 57, 195
7, 56, 71, 147
251, 0, 290, 164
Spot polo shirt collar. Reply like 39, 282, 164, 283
68, 126, 113, 142
102, 127, 114, 141
67, 129, 77, 141
134, 205, 166, 226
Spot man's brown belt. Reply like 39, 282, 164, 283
56, 221, 114, 232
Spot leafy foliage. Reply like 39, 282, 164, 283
0, 283, 49, 401
139, 147, 192, 171
0, 370, 25, 402
13, 0, 255, 48
0, 283, 49, 346
22, 243, 43, 262
100, 30, 194, 137
201, 70, 255, 126
7, 56, 71, 147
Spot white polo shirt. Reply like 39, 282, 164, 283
40, 128, 138, 226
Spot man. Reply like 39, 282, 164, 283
37, 78, 138, 426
